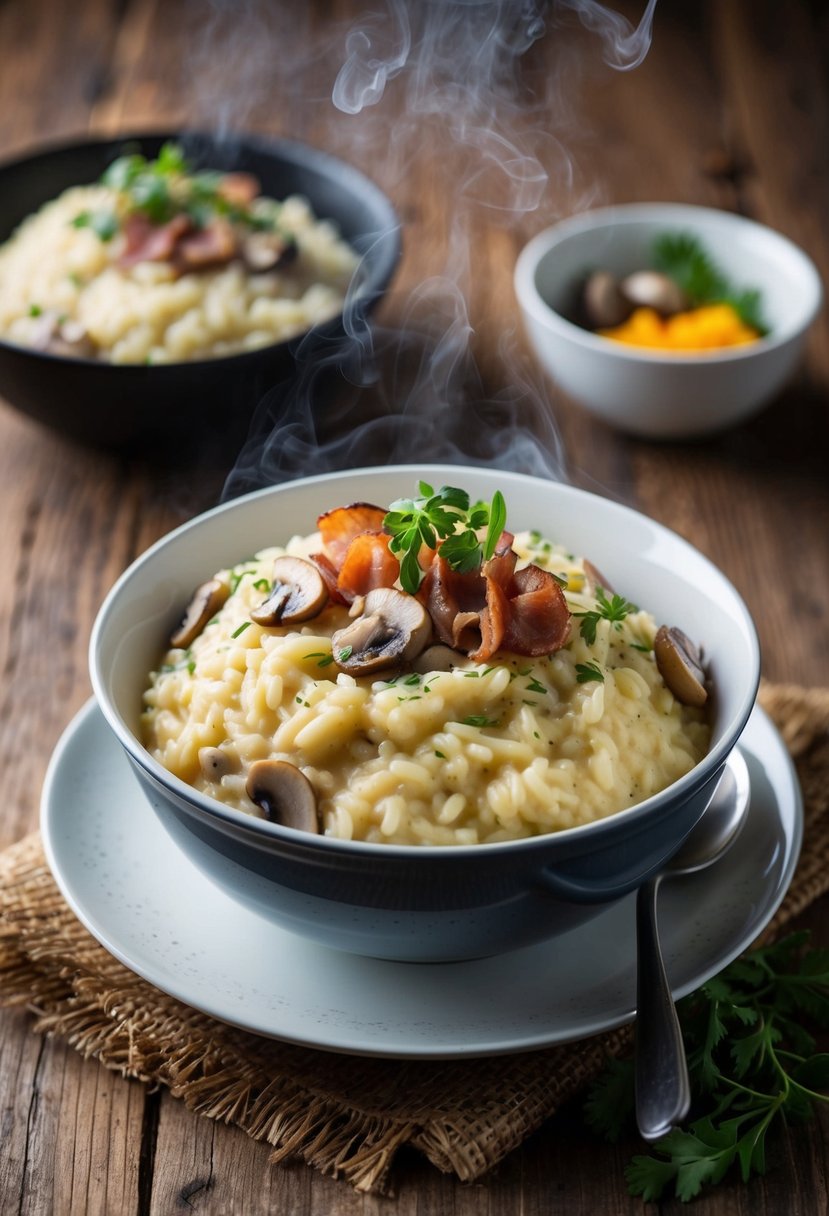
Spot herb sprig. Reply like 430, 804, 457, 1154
652, 232, 768, 334
72, 141, 288, 243
574, 586, 638, 645
383, 482, 507, 594
584, 932, 829, 1202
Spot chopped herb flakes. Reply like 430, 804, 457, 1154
228, 569, 257, 594
70, 209, 119, 242
576, 661, 604, 684
303, 651, 335, 667
231, 621, 251, 639
574, 587, 638, 645
461, 714, 500, 728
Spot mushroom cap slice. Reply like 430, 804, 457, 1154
654, 625, 708, 707
240, 230, 297, 272
583, 270, 633, 329
332, 588, 432, 675
170, 578, 229, 649
250, 556, 328, 626
412, 644, 461, 674
245, 760, 319, 833
198, 746, 234, 780
582, 559, 615, 596
620, 271, 688, 317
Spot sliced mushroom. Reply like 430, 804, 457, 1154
332, 588, 432, 675
245, 759, 319, 833
250, 556, 328, 626
582, 270, 633, 329
240, 230, 298, 272
170, 578, 230, 649
198, 746, 235, 780
29, 311, 98, 358
654, 625, 708, 707
583, 559, 615, 596
620, 271, 688, 317
412, 644, 461, 674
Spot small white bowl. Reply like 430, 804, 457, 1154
514, 203, 822, 439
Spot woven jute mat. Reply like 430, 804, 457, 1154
1, 682, 828, 1194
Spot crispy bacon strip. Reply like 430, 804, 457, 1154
118, 213, 192, 267
336, 533, 399, 601
501, 564, 571, 656
174, 217, 237, 271
217, 172, 261, 206
309, 552, 349, 606
317, 503, 388, 566
419, 548, 570, 661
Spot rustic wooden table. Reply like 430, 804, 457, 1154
1, 1, 827, 1212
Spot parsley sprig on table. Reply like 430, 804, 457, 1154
383, 482, 507, 594
652, 232, 768, 334
584, 932, 829, 1203
574, 586, 638, 645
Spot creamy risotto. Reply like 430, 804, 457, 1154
0, 143, 358, 364
141, 488, 710, 846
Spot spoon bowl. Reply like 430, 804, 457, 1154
635, 747, 752, 1142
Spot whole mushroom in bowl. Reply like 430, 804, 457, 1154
514, 203, 821, 439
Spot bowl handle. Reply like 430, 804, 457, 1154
537, 864, 648, 905
538, 763, 727, 904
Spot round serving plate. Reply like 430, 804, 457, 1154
40, 699, 802, 1059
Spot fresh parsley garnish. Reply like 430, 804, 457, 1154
652, 232, 768, 334
575, 661, 604, 684
337, 645, 353, 662
303, 651, 335, 667
461, 714, 500, 728
71, 209, 119, 242
228, 569, 256, 594
584, 932, 829, 1203
574, 587, 638, 645
383, 482, 507, 594
98, 141, 287, 237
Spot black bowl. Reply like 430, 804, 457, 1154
0, 132, 401, 451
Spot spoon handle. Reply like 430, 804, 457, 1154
634, 876, 691, 1141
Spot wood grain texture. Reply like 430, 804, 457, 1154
0, 1, 827, 1212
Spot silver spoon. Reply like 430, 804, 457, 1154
635, 748, 751, 1142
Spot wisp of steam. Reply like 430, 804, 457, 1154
222, 0, 658, 502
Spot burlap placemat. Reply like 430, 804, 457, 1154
1, 682, 827, 1194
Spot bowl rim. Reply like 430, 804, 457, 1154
0, 128, 402, 371
514, 201, 823, 367
90, 464, 761, 859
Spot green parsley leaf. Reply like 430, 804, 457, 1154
574, 586, 638, 644
575, 661, 604, 684
585, 932, 829, 1203
652, 231, 769, 334
337, 645, 353, 662
71, 209, 119, 241
461, 714, 500, 728
28, 303, 42, 317
383, 482, 510, 594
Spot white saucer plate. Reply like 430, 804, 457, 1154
41, 700, 802, 1059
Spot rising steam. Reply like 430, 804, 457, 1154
220, 0, 658, 500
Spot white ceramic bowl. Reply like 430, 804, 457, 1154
514, 203, 822, 439
90, 465, 760, 961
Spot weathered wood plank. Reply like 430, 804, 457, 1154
0, 1, 827, 1214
